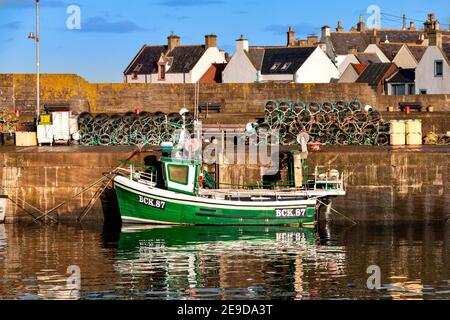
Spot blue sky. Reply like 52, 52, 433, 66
0, 0, 448, 83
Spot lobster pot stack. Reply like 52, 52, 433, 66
77, 111, 194, 146
256, 100, 390, 146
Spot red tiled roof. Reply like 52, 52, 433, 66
198, 63, 227, 83
351, 63, 368, 75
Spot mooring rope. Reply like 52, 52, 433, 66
316, 198, 357, 225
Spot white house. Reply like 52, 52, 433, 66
338, 52, 381, 74
222, 36, 339, 83
124, 34, 227, 83
415, 44, 450, 94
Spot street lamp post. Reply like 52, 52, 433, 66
28, 0, 40, 125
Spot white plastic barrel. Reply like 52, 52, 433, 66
390, 120, 406, 145
405, 120, 422, 145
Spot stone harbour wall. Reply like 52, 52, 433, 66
0, 146, 449, 224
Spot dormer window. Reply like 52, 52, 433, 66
158, 63, 166, 81
280, 62, 292, 71
133, 64, 143, 72
270, 62, 281, 71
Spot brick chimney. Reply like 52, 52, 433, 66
424, 13, 435, 33
429, 30, 443, 48
307, 35, 319, 46
167, 34, 180, 51
336, 20, 344, 32
205, 34, 217, 49
369, 29, 379, 44
236, 34, 249, 52
409, 21, 415, 31
287, 25, 296, 46
357, 15, 365, 32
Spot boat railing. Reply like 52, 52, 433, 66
116, 166, 158, 187
309, 166, 345, 192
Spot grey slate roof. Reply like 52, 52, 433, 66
328, 29, 450, 56
442, 44, 450, 64
356, 62, 396, 86
260, 47, 316, 74
354, 53, 381, 64
165, 46, 206, 73
124, 45, 166, 75
330, 32, 368, 55
386, 68, 415, 83
247, 47, 265, 70
407, 45, 427, 62
377, 43, 403, 60
124, 44, 207, 75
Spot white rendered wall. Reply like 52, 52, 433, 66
222, 49, 258, 83
190, 47, 227, 83
392, 46, 418, 69
295, 47, 340, 83
415, 46, 450, 94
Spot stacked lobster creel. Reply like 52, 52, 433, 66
77, 111, 194, 146
256, 99, 390, 146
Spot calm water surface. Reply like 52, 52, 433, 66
0, 223, 448, 300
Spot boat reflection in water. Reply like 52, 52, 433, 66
115, 226, 346, 299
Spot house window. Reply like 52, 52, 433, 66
407, 84, 415, 95
419, 89, 427, 95
131, 73, 138, 80
434, 60, 443, 77
270, 62, 281, 71
158, 63, 166, 81
391, 84, 405, 96
280, 62, 292, 71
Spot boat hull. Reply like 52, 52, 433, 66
114, 176, 317, 226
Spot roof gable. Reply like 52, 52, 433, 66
261, 47, 316, 74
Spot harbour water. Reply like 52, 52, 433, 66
0, 222, 448, 300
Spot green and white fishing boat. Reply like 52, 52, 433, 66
114, 152, 345, 227
113, 110, 345, 227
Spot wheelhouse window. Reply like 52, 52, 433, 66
167, 164, 189, 185
158, 63, 166, 81
434, 60, 443, 77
